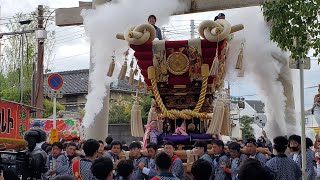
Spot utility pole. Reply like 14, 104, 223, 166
35, 5, 44, 118
20, 33, 24, 104
299, 58, 307, 180
190, 19, 195, 39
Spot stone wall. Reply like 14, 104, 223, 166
107, 124, 142, 144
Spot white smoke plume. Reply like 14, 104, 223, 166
225, 6, 298, 138
81, 0, 186, 127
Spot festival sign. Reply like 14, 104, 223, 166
30, 118, 80, 140
0, 99, 30, 143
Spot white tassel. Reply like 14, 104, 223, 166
107, 58, 115, 77
236, 42, 244, 70
118, 60, 127, 80
210, 56, 219, 76
131, 97, 144, 137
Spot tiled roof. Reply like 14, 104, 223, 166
246, 100, 265, 113
44, 69, 137, 95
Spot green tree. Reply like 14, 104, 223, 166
0, 6, 56, 105
240, 115, 255, 139
109, 95, 133, 124
43, 99, 65, 118
109, 94, 151, 124
262, 0, 320, 61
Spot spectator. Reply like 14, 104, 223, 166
151, 152, 179, 180
104, 141, 122, 165
224, 142, 248, 180
129, 142, 147, 180
121, 141, 129, 151
46, 142, 63, 178
266, 136, 301, 180
91, 157, 114, 180
289, 135, 315, 180
262, 130, 273, 152
117, 160, 134, 180
193, 141, 214, 179
41, 142, 51, 152
148, 15, 163, 40
56, 142, 78, 175
105, 137, 114, 151
191, 159, 212, 180
238, 158, 274, 180
163, 141, 185, 180
139, 142, 158, 179
211, 139, 229, 180
45, 146, 53, 155
98, 140, 105, 157
69, 139, 100, 179
217, 13, 225, 19
245, 138, 268, 164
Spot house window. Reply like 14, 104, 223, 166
66, 95, 78, 103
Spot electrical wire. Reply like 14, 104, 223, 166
54, 52, 90, 61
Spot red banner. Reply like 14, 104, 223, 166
0, 100, 30, 140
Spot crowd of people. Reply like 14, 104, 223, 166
2, 129, 320, 180
1, 130, 314, 180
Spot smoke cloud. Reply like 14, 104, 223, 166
225, 6, 298, 138
81, 0, 186, 127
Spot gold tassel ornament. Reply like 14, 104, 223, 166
133, 65, 139, 76
210, 56, 219, 76
235, 42, 244, 70
137, 75, 143, 89
129, 57, 135, 85
129, 68, 134, 85
118, 49, 129, 80
107, 51, 116, 77
130, 91, 144, 137
210, 35, 220, 76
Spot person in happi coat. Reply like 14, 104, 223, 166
163, 141, 185, 180
129, 142, 148, 180
45, 142, 63, 179
91, 157, 114, 180
104, 141, 122, 167
288, 135, 315, 180
266, 136, 301, 180
116, 160, 134, 180
238, 158, 274, 180
191, 159, 212, 180
68, 139, 100, 180
151, 152, 179, 180
211, 139, 230, 180
245, 138, 268, 165
193, 141, 214, 179
139, 142, 158, 179
223, 142, 248, 180
56, 142, 78, 175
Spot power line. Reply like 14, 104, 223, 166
54, 52, 90, 61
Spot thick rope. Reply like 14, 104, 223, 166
149, 66, 209, 120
